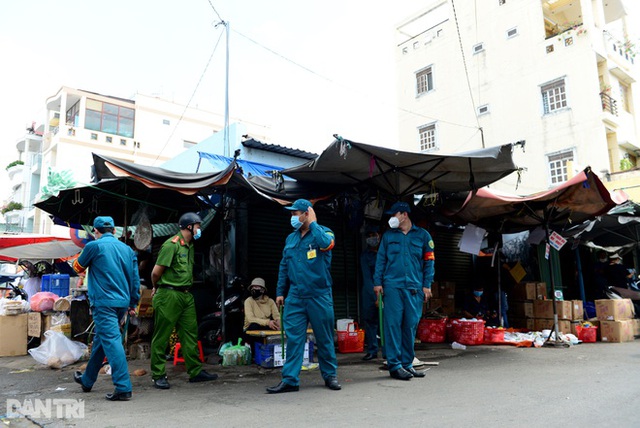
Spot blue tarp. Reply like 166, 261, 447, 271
198, 152, 283, 178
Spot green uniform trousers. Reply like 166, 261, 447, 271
150, 288, 202, 379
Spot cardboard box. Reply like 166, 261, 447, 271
510, 317, 535, 331
534, 318, 571, 333
595, 299, 634, 321
533, 300, 572, 320
512, 282, 547, 300
428, 298, 455, 316
0, 314, 28, 356
137, 289, 154, 318
571, 300, 584, 321
437, 282, 456, 300
430, 283, 439, 299
28, 312, 42, 337
509, 300, 534, 318
600, 320, 634, 342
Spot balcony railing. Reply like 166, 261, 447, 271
600, 92, 618, 116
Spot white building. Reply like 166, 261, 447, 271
4, 126, 43, 232
395, 0, 639, 195
36, 86, 271, 233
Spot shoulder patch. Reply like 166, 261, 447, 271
428, 240, 435, 249
171, 236, 180, 243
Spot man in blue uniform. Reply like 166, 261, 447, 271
73, 216, 140, 401
374, 202, 434, 381
267, 199, 341, 393
361, 224, 382, 361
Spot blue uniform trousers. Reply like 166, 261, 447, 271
383, 288, 423, 372
361, 290, 380, 355
82, 306, 132, 393
282, 294, 337, 386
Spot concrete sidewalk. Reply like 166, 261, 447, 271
1, 341, 639, 427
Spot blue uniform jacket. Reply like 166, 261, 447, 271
360, 248, 377, 299
277, 222, 335, 299
74, 233, 140, 308
373, 225, 435, 290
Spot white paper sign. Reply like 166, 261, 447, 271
548, 231, 567, 251
459, 224, 486, 255
273, 342, 311, 367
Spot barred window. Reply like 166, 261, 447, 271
416, 67, 433, 95
548, 151, 573, 184
541, 79, 567, 114
419, 124, 437, 151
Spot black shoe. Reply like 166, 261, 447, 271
105, 390, 132, 401
189, 370, 218, 383
324, 377, 342, 390
153, 376, 170, 389
406, 367, 426, 378
74, 371, 91, 392
390, 367, 413, 380
266, 381, 299, 394
362, 353, 376, 361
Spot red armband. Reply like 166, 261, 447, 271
423, 251, 435, 261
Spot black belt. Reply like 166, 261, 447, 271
158, 284, 191, 293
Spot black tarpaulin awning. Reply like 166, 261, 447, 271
92, 153, 237, 195
280, 138, 519, 198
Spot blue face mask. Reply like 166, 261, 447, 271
290, 215, 303, 230
193, 228, 202, 240
473, 291, 483, 297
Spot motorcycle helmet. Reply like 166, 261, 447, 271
179, 212, 203, 229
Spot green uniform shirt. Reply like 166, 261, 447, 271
156, 233, 194, 287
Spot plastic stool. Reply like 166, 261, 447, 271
173, 341, 205, 365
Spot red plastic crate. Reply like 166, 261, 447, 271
337, 322, 364, 353
483, 327, 505, 344
450, 319, 485, 345
417, 317, 448, 343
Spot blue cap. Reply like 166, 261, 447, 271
385, 201, 411, 215
93, 216, 115, 229
285, 199, 313, 212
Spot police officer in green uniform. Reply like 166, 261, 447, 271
374, 202, 434, 381
150, 212, 218, 389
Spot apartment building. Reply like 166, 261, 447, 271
4, 127, 43, 232
396, 0, 639, 196
34, 86, 269, 233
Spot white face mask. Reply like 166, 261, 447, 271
388, 216, 400, 229
365, 236, 379, 247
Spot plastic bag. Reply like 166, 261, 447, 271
28, 330, 88, 369
30, 292, 59, 312
222, 339, 251, 366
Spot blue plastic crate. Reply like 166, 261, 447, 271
254, 341, 314, 368
41, 274, 70, 297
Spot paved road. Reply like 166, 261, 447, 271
1, 341, 639, 427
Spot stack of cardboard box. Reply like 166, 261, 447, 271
427, 281, 456, 316
596, 299, 636, 342
508, 282, 547, 330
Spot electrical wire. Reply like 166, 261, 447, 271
451, 0, 480, 129
153, 28, 225, 164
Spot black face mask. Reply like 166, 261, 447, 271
251, 289, 265, 299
